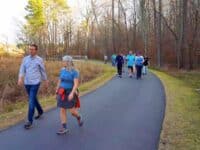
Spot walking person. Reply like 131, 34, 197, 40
126, 51, 136, 78
56, 55, 83, 135
135, 52, 144, 79
116, 52, 124, 78
18, 44, 48, 129
104, 55, 108, 64
111, 53, 116, 66
142, 56, 149, 75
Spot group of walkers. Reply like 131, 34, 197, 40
17, 44, 148, 136
111, 51, 149, 79
18, 44, 83, 135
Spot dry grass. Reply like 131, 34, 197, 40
151, 70, 200, 150
0, 57, 103, 110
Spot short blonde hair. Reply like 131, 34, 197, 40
62, 55, 74, 69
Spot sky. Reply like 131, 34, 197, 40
0, 0, 80, 44
0, 0, 27, 44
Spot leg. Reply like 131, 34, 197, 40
131, 67, 133, 76
24, 85, 34, 129
70, 108, 83, 126
25, 85, 35, 124
57, 108, 69, 135
119, 65, 122, 76
142, 66, 145, 75
117, 65, 120, 76
139, 66, 143, 78
133, 65, 136, 75
33, 84, 43, 115
70, 108, 80, 118
145, 66, 148, 74
60, 108, 67, 125
128, 67, 131, 76
136, 65, 139, 79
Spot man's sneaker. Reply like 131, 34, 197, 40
24, 122, 33, 130
35, 112, 43, 120
78, 116, 84, 127
56, 128, 69, 135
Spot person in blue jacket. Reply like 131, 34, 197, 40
111, 54, 117, 66
126, 51, 136, 78
135, 52, 144, 79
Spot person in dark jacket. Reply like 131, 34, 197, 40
142, 56, 149, 75
115, 52, 124, 78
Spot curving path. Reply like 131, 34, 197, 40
0, 72, 165, 150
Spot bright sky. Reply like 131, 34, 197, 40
0, 0, 80, 44
0, 0, 27, 44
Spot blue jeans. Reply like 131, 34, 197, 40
25, 83, 43, 123
136, 65, 143, 79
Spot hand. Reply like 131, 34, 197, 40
18, 78, 23, 87
55, 88, 59, 94
44, 80, 49, 88
68, 92, 74, 101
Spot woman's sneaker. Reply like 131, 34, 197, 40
56, 128, 69, 135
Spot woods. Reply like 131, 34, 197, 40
18, 0, 200, 69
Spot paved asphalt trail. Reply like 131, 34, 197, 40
0, 72, 165, 150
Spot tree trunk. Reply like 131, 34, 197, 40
112, 0, 116, 53
157, 0, 162, 67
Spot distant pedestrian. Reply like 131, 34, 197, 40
142, 56, 149, 75
56, 55, 83, 135
111, 54, 116, 66
18, 44, 48, 129
104, 55, 108, 64
116, 52, 124, 78
126, 51, 136, 78
135, 52, 144, 79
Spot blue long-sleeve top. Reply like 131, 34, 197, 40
19, 55, 48, 85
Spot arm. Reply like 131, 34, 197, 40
39, 59, 48, 81
18, 58, 25, 86
39, 59, 49, 87
68, 79, 79, 101
71, 78, 79, 94
56, 79, 61, 93
68, 70, 79, 101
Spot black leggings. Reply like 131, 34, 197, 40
117, 64, 122, 76
136, 65, 143, 79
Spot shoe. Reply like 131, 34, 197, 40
78, 115, 84, 127
56, 128, 69, 135
24, 122, 33, 129
35, 112, 43, 120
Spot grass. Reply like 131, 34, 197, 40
151, 69, 200, 150
0, 58, 115, 131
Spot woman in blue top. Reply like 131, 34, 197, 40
126, 51, 135, 78
56, 55, 83, 135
